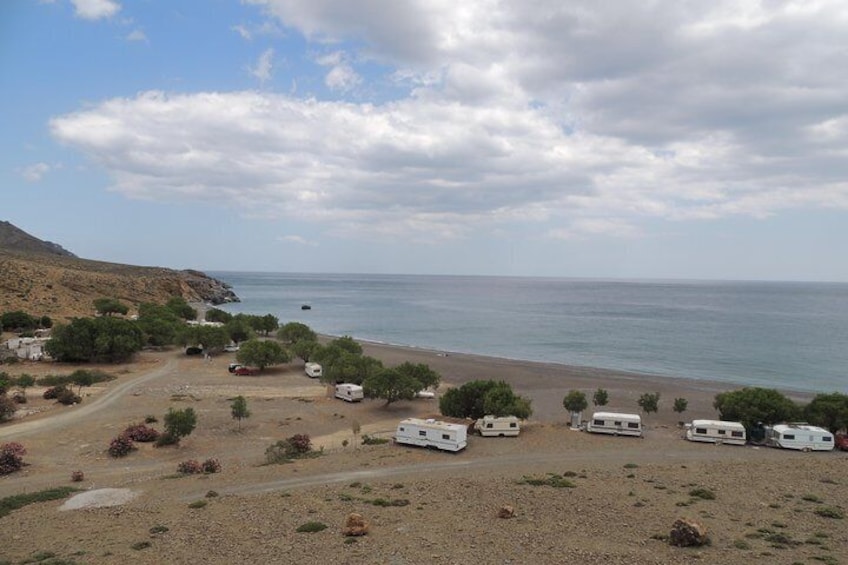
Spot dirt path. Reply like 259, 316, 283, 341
0, 356, 177, 441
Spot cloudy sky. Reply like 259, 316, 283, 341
3, 1, 848, 280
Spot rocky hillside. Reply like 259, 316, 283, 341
0, 222, 238, 321
0, 220, 76, 258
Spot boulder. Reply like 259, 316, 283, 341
342, 513, 369, 536
669, 518, 709, 547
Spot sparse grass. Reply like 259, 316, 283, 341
623, 463, 638, 469
688, 487, 716, 500
802, 494, 824, 503
149, 525, 169, 534
368, 498, 410, 507
518, 473, 577, 488
811, 556, 839, 565
733, 539, 751, 550
0, 486, 80, 518
187, 500, 207, 509
130, 541, 151, 551
361, 434, 389, 445
296, 521, 328, 533
814, 507, 844, 519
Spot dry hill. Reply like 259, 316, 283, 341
0, 222, 238, 321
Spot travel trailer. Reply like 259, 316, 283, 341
685, 419, 747, 445
474, 415, 521, 437
304, 362, 323, 378
765, 423, 834, 452
334, 383, 364, 402
395, 418, 467, 452
585, 412, 643, 437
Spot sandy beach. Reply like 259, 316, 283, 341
0, 343, 844, 564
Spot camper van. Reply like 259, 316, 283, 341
304, 362, 323, 378
765, 423, 834, 452
395, 418, 467, 452
585, 412, 643, 437
334, 383, 364, 402
685, 419, 747, 445
474, 415, 521, 437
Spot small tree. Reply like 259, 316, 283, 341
70, 370, 95, 396
593, 388, 609, 407
638, 392, 660, 415
16, 374, 36, 400
363, 368, 420, 406
563, 390, 589, 413
93, 297, 129, 317
563, 390, 588, 427
0, 395, 16, 422
673, 397, 688, 416
231, 395, 251, 430
162, 407, 197, 445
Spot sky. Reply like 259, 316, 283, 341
2, 0, 848, 281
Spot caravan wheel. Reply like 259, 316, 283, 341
802, 447, 811, 453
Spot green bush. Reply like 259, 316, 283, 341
814, 507, 844, 519
296, 521, 328, 533
688, 488, 716, 500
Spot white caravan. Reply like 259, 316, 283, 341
474, 415, 521, 437
304, 362, 323, 378
685, 419, 747, 445
334, 383, 364, 402
585, 412, 643, 437
395, 418, 467, 452
765, 423, 834, 452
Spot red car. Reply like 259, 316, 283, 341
234, 366, 257, 376
836, 432, 848, 451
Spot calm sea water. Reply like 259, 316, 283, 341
209, 272, 848, 394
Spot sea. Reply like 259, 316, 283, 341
209, 272, 848, 394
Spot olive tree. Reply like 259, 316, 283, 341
638, 392, 660, 415
236, 339, 290, 371
713, 387, 799, 431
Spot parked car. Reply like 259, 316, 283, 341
224, 344, 240, 352
836, 432, 848, 451
228, 363, 242, 374
185, 346, 203, 356
234, 366, 257, 376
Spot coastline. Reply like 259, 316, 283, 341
352, 337, 816, 424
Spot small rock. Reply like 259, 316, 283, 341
497, 505, 515, 519
342, 512, 369, 537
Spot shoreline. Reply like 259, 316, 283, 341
350, 336, 816, 425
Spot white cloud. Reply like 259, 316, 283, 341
233, 25, 252, 40
51, 1, 848, 242
70, 0, 120, 20
21, 162, 51, 182
278, 235, 317, 246
249, 48, 274, 83
126, 29, 147, 42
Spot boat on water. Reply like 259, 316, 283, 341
301, 304, 312, 310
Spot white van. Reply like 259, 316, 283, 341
474, 415, 521, 437
304, 362, 323, 378
334, 383, 364, 402
585, 411, 642, 437
765, 423, 834, 452
685, 419, 747, 445
395, 418, 467, 452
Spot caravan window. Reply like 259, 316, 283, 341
442, 434, 450, 440
783, 434, 795, 440
593, 419, 604, 426
509, 423, 517, 428
627, 422, 639, 429
399, 427, 405, 432
614, 421, 622, 426
695, 427, 707, 434
823, 436, 832, 442
418, 430, 427, 437
731, 431, 744, 438
486, 423, 493, 429
718, 429, 726, 435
